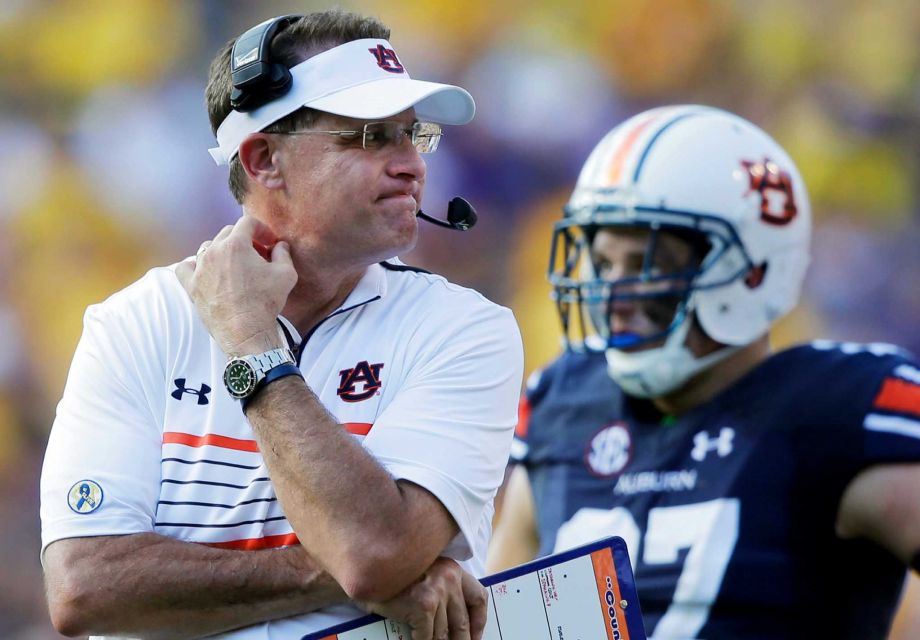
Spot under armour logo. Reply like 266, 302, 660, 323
337, 361, 384, 402
171, 379, 211, 405
368, 44, 405, 73
691, 427, 734, 462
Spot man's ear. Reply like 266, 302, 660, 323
238, 134, 285, 190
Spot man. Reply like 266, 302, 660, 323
41, 10, 522, 640
488, 104, 920, 639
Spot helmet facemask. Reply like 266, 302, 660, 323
549, 205, 756, 397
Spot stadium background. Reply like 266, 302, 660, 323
0, 0, 918, 636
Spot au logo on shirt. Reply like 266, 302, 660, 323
338, 361, 384, 402
68, 480, 104, 514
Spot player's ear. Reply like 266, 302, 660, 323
237, 134, 285, 191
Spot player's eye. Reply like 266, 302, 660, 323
594, 258, 613, 277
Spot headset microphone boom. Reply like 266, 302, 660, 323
416, 196, 478, 231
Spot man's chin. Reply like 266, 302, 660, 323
373, 228, 418, 263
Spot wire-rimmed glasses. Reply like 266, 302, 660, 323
278, 121, 442, 153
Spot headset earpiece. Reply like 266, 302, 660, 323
229, 15, 302, 112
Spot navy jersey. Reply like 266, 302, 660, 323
513, 341, 920, 639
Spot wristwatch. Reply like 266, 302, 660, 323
223, 347, 300, 403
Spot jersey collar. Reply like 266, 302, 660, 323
276, 262, 388, 345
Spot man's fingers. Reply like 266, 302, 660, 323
445, 585, 472, 640
461, 576, 488, 640
215, 223, 235, 242
400, 579, 437, 640
407, 601, 435, 640
467, 598, 487, 640
270, 241, 292, 266
196, 240, 212, 262
229, 214, 265, 243
250, 215, 280, 248
432, 598, 448, 640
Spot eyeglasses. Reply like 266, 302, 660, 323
278, 121, 442, 153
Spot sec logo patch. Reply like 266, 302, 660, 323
68, 480, 103, 514
584, 423, 631, 477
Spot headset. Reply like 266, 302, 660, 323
229, 14, 302, 112
417, 198, 478, 231
227, 15, 477, 232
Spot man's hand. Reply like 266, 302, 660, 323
176, 216, 297, 356
359, 557, 488, 640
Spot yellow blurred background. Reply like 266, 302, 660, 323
1, 0, 918, 636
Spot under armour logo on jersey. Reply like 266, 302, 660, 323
741, 158, 798, 226
171, 379, 211, 405
691, 427, 735, 462
337, 361, 384, 402
368, 44, 405, 73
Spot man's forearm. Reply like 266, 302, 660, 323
245, 376, 458, 600
45, 532, 346, 639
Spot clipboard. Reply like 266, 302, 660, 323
302, 536, 646, 640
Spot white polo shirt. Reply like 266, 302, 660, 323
40, 259, 523, 639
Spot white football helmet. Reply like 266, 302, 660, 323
549, 105, 811, 398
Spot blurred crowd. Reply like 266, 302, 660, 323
1, 0, 918, 637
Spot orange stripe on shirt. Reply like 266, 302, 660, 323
605, 112, 661, 185
163, 432, 260, 452
515, 395, 531, 439
204, 532, 300, 551
164, 423, 373, 450
344, 422, 373, 436
874, 378, 920, 417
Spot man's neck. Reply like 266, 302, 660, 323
240, 202, 371, 338
282, 262, 367, 338
652, 337, 771, 416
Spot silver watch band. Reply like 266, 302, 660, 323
246, 347, 296, 375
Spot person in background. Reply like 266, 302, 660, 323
488, 104, 920, 639
41, 9, 522, 640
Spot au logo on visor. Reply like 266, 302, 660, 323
68, 479, 104, 514
368, 44, 404, 73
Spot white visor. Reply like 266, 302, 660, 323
209, 38, 475, 165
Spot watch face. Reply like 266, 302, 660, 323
224, 360, 257, 398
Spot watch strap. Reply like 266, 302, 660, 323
249, 347, 296, 374
241, 362, 303, 412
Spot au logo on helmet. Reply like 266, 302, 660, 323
741, 158, 798, 226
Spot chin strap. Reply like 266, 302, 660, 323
606, 301, 739, 399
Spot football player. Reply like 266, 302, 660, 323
488, 105, 920, 639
